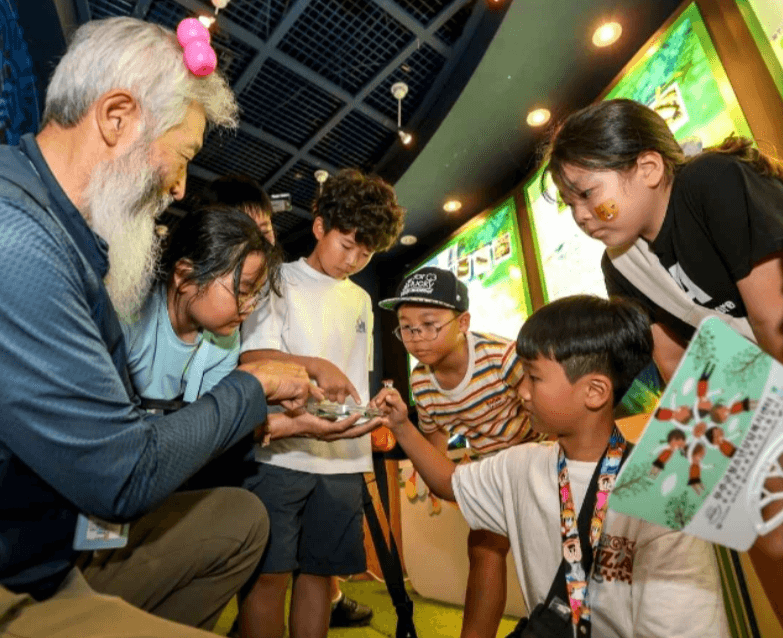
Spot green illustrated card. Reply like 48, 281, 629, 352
608, 317, 783, 550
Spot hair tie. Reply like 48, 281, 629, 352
177, 18, 217, 77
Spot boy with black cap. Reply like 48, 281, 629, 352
379, 266, 544, 638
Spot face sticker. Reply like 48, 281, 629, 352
594, 199, 619, 221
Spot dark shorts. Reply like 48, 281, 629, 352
243, 463, 366, 576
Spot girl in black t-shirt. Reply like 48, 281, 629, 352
541, 98, 783, 376
539, 98, 783, 557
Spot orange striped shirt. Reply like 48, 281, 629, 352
411, 332, 542, 454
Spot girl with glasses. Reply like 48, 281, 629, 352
121, 204, 281, 403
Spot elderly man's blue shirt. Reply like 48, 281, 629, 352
0, 134, 267, 600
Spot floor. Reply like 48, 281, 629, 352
214, 578, 520, 637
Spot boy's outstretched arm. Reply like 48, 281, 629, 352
370, 387, 456, 500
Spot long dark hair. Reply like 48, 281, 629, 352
542, 98, 783, 195
158, 204, 281, 302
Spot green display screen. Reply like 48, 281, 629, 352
406, 197, 531, 341
737, 0, 783, 98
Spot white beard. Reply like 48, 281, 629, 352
85, 140, 172, 320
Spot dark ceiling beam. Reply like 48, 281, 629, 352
236, 121, 341, 176
132, 0, 155, 18
73, 0, 91, 22
177, 0, 394, 130
367, 0, 452, 58
176, 0, 396, 131
232, 0, 310, 95
260, 32, 431, 191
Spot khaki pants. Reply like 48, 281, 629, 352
0, 488, 268, 637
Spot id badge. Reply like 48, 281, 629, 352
73, 513, 130, 550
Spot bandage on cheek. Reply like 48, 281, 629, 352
594, 199, 619, 221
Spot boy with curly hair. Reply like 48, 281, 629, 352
238, 169, 405, 638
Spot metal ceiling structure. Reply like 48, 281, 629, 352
72, 0, 505, 246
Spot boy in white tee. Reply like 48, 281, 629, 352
371, 295, 729, 638
238, 169, 405, 638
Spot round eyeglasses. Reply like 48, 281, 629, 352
393, 314, 461, 342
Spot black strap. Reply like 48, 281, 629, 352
138, 397, 188, 413
362, 452, 418, 638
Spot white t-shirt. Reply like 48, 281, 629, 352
241, 258, 373, 474
451, 442, 729, 638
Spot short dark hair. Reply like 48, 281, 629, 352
668, 429, 687, 443
159, 204, 282, 301
313, 168, 405, 252
705, 426, 723, 444
516, 295, 653, 406
202, 174, 273, 217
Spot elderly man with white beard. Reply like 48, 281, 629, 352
0, 17, 378, 638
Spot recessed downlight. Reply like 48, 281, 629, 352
593, 21, 622, 47
400, 235, 417, 246
443, 199, 462, 213
526, 108, 551, 127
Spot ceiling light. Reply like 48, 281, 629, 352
391, 82, 409, 101
392, 82, 414, 148
593, 22, 622, 47
400, 234, 417, 246
443, 199, 462, 213
526, 108, 551, 127
314, 169, 329, 195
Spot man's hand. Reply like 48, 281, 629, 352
368, 386, 409, 430
238, 359, 324, 410
262, 411, 386, 442
308, 358, 361, 404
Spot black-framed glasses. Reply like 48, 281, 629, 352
393, 314, 462, 342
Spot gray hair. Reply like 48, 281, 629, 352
43, 17, 238, 137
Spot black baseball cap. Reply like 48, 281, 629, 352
379, 267, 469, 312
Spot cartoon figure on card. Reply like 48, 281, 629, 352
688, 443, 707, 495
710, 397, 758, 424
696, 363, 720, 418
705, 426, 738, 459
649, 429, 688, 478
654, 403, 694, 425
